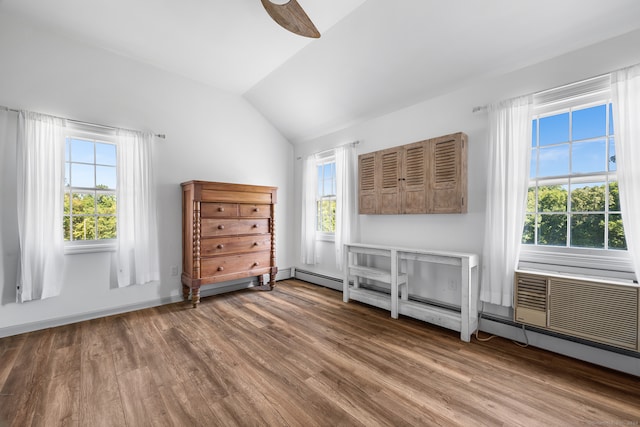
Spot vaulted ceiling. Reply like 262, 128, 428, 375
2, 0, 640, 143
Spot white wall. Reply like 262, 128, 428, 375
0, 14, 294, 334
294, 29, 640, 312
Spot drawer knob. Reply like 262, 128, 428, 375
252, 224, 258, 228
217, 266, 224, 271
253, 242, 259, 246
253, 262, 260, 267
218, 225, 225, 230
218, 207, 225, 212
217, 244, 224, 249
254, 208, 260, 212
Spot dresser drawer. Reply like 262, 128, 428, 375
201, 218, 269, 236
201, 252, 271, 278
201, 235, 271, 256
201, 203, 238, 217
239, 204, 271, 218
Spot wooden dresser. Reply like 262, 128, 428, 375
181, 181, 277, 307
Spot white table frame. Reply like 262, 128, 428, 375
343, 243, 479, 342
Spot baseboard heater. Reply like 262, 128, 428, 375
294, 269, 343, 290
514, 270, 639, 352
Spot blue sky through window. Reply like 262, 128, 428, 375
539, 112, 569, 146
572, 105, 606, 140
317, 162, 336, 197
531, 103, 613, 179
66, 138, 117, 189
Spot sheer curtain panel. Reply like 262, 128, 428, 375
300, 154, 318, 264
481, 96, 533, 306
16, 111, 66, 302
334, 145, 358, 270
611, 64, 640, 282
116, 130, 160, 287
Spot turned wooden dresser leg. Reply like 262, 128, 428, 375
192, 287, 200, 308
182, 284, 190, 302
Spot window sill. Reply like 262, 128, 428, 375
316, 232, 335, 243
64, 240, 117, 255
518, 245, 636, 282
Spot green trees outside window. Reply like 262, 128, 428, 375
317, 199, 336, 233
63, 188, 117, 241
522, 182, 626, 249
64, 136, 117, 242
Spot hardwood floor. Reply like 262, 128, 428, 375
1, 279, 639, 426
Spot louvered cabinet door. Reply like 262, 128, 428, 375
429, 132, 467, 213
358, 153, 377, 214
401, 141, 427, 214
378, 148, 401, 214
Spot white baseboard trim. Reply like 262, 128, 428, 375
479, 316, 640, 377
0, 267, 294, 339
0, 295, 184, 339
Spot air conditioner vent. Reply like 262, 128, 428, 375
514, 272, 548, 327
516, 274, 548, 311
549, 278, 638, 350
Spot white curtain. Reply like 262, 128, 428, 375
611, 64, 640, 282
334, 144, 358, 270
16, 111, 66, 302
116, 130, 160, 287
300, 154, 318, 264
481, 96, 533, 306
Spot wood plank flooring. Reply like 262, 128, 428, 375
1, 279, 639, 426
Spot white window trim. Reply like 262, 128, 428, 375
519, 245, 635, 282
65, 240, 117, 255
519, 73, 634, 281
64, 124, 118, 254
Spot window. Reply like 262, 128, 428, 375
524, 102, 626, 250
63, 129, 117, 246
520, 75, 633, 278
316, 156, 336, 237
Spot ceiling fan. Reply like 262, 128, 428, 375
261, 0, 320, 38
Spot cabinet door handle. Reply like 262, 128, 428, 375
217, 244, 224, 249
218, 225, 225, 230
217, 266, 224, 271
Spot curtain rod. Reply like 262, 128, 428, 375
296, 140, 360, 160
1, 105, 166, 139
470, 62, 640, 114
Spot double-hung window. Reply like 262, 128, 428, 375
63, 126, 118, 252
519, 75, 633, 278
316, 154, 336, 240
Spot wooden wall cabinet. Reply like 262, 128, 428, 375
181, 181, 277, 307
358, 132, 467, 214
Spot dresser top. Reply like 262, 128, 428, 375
182, 180, 277, 204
